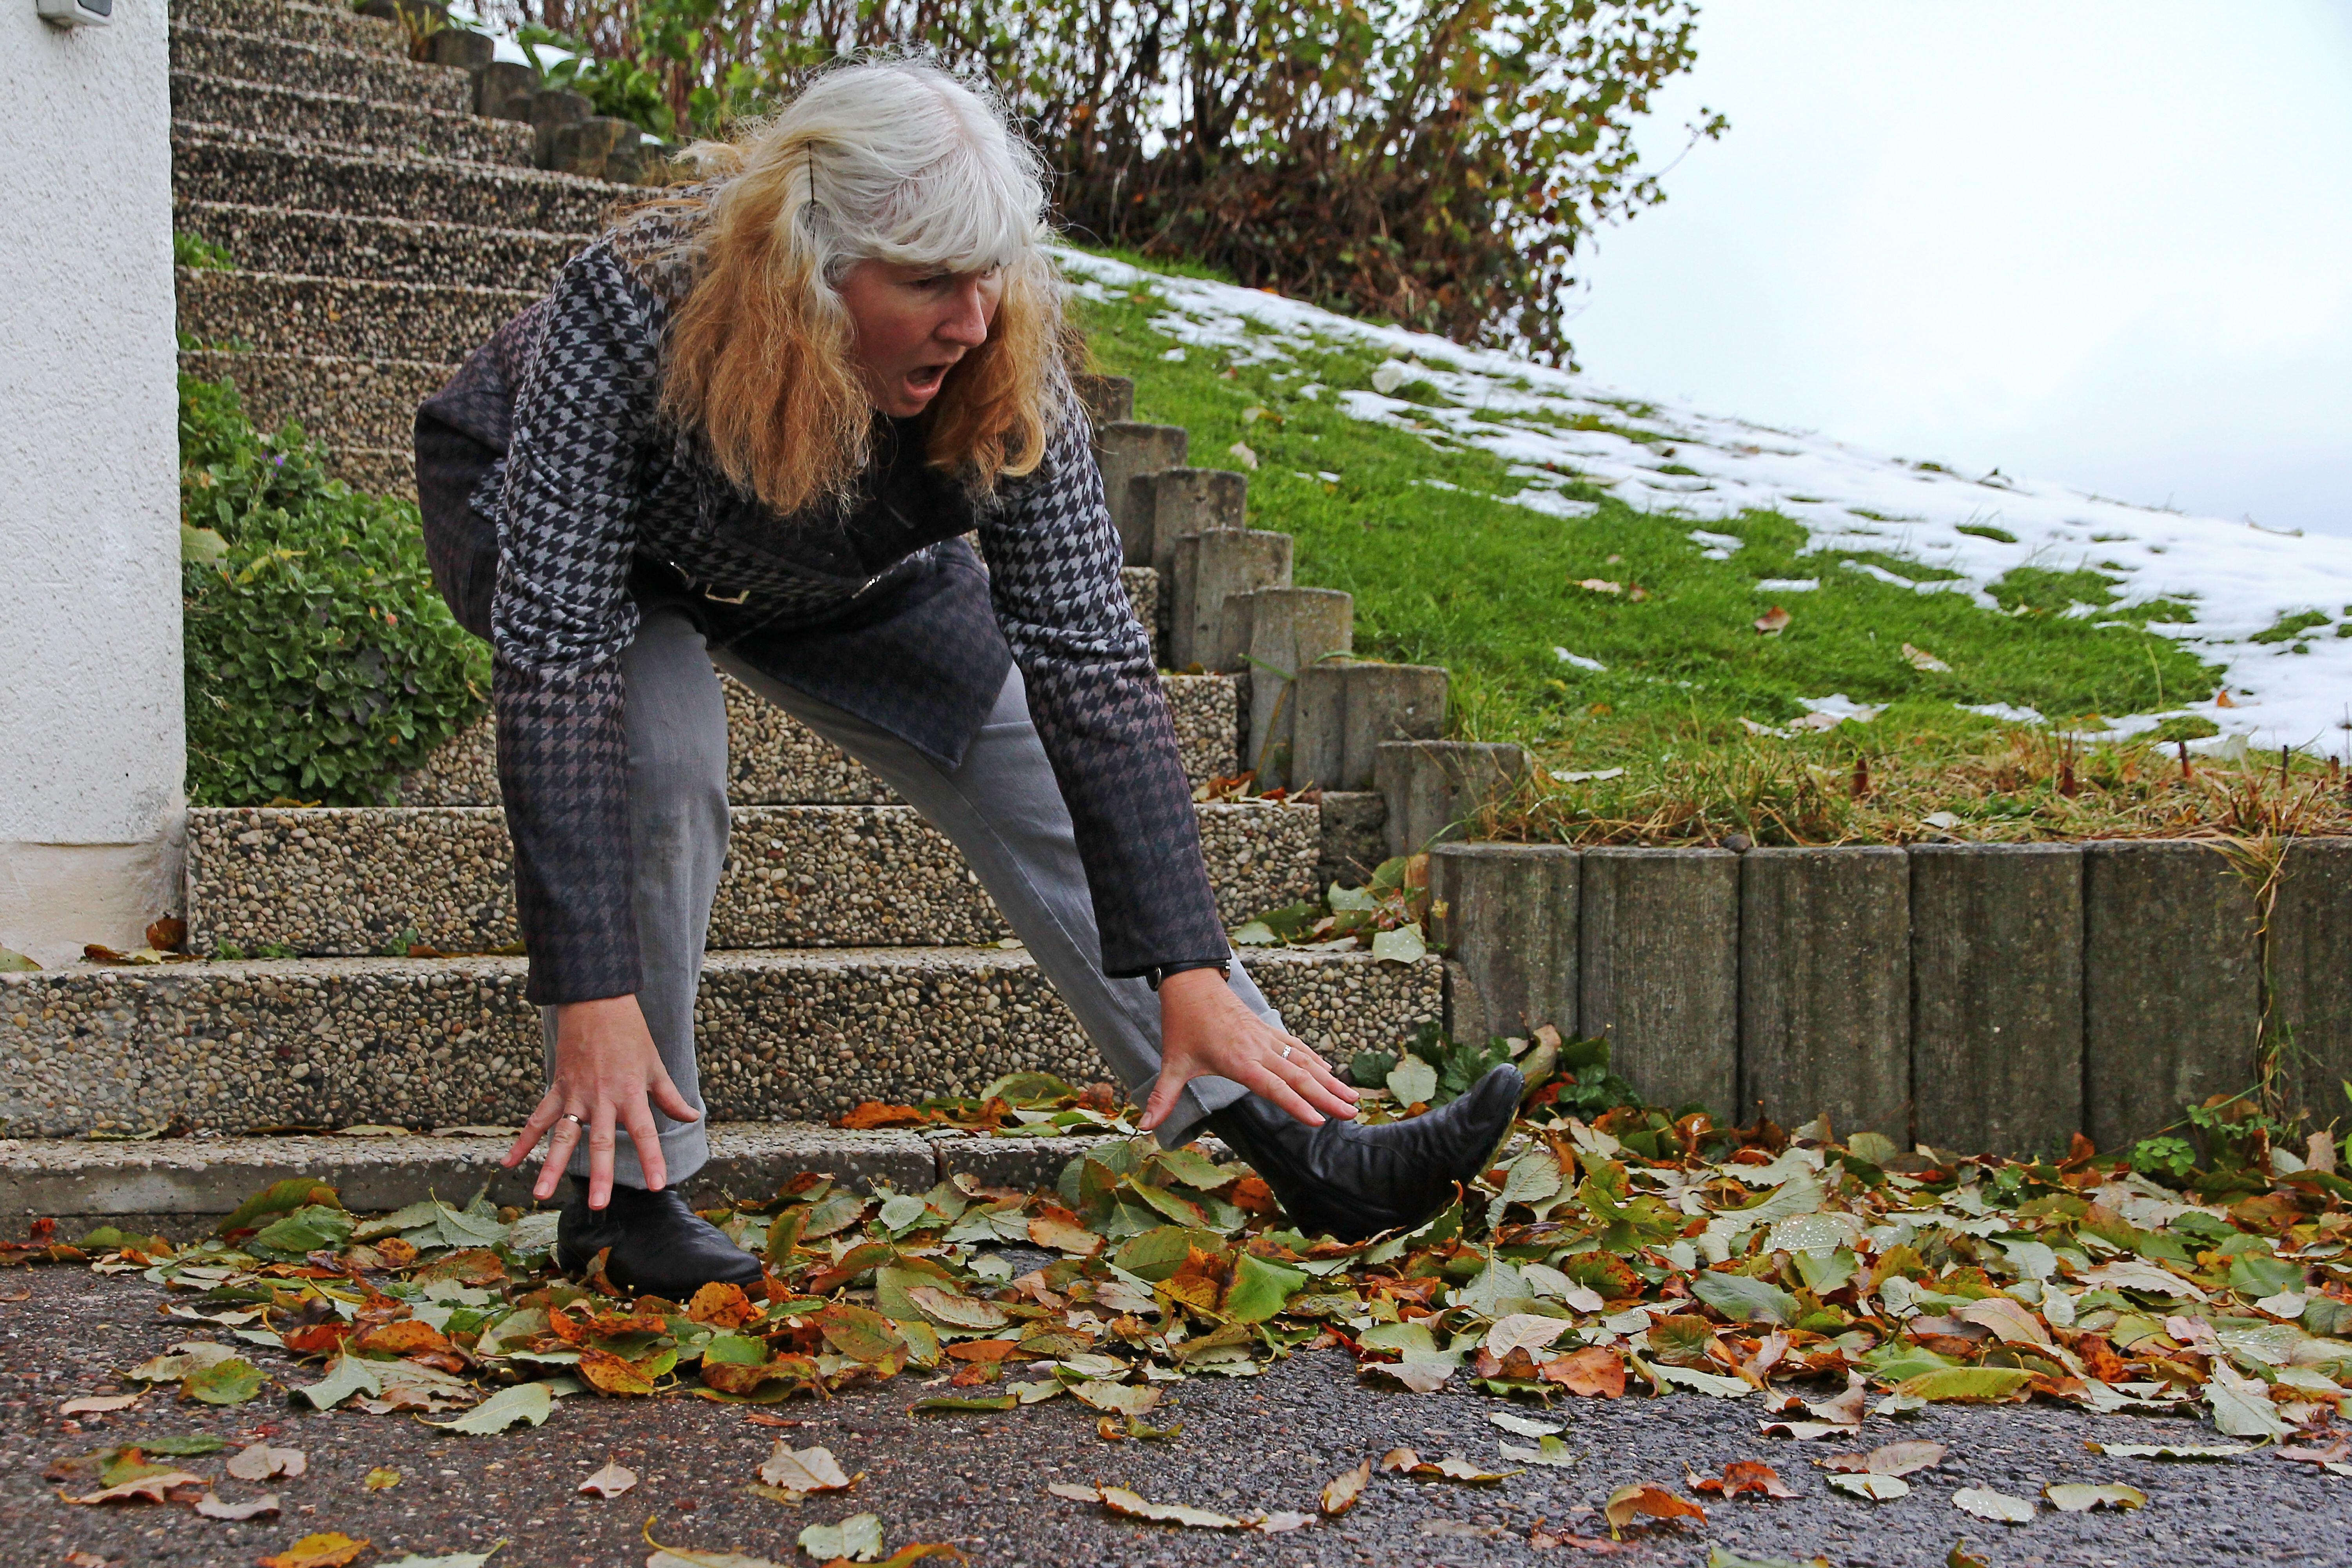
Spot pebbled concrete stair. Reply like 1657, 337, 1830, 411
0, 0, 1459, 1213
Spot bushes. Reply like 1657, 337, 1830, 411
179, 373, 488, 806
485, 0, 1722, 360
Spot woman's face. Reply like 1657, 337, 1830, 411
837, 259, 1005, 417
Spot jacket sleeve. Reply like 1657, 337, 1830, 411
490, 241, 664, 1005
978, 401, 1229, 976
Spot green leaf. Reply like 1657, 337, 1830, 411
1894, 1367, 2036, 1403
1222, 1252, 1309, 1323
181, 1357, 266, 1405
1370, 924, 1426, 963
215, 1177, 339, 1236
1112, 1226, 1220, 1282
911, 1394, 1018, 1413
425, 1380, 554, 1434
292, 1354, 382, 1410
1690, 1270, 1799, 1327
2228, 1252, 2302, 1299
1386, 1056, 1438, 1106
249, 1204, 356, 1259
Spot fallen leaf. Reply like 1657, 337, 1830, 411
1602, 1483, 1706, 1537
577, 1345, 661, 1397
1420, 1519, 1509, 1539
687, 1281, 760, 1330
1380, 1448, 1518, 1483
2082, 1441, 2250, 1460
1489, 1411, 1565, 1439
63, 1468, 207, 1505
226, 1443, 305, 1481
798, 1514, 884, 1562
1902, 643, 1951, 673
2043, 1482, 2145, 1512
1541, 1346, 1628, 1399
195, 1491, 281, 1520
1027, 1205, 1102, 1257
1501, 1436, 1580, 1468
181, 1356, 266, 1406
1099, 1485, 1248, 1529
377, 1550, 508, 1568
58, 1393, 142, 1416
906, 1285, 1010, 1332
1320, 1458, 1371, 1516
1951, 1488, 2035, 1524
1755, 606, 1791, 635
259, 1534, 371, 1568
1071, 1380, 1162, 1418
1896, 1367, 2034, 1403
424, 1381, 553, 1435
579, 1459, 637, 1498
1819, 1441, 1946, 1477
1828, 1474, 1910, 1501
1688, 1461, 1795, 1500
1486, 1312, 1574, 1360
364, 1467, 400, 1491
757, 1443, 856, 1494
2076, 1258, 2207, 1300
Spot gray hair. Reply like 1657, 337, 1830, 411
699, 59, 1054, 283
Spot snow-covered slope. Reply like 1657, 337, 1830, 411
1060, 249, 2351, 757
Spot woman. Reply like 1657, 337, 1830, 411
413, 58, 1521, 1300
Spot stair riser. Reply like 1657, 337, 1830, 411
172, 0, 410, 58
175, 129, 617, 234
184, 802, 1317, 956
400, 668, 1233, 808
172, 25, 473, 117
179, 349, 444, 456
177, 200, 583, 292
0, 951, 1438, 1135
177, 269, 532, 364
172, 73, 536, 166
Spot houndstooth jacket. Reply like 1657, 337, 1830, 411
421, 208, 1223, 1007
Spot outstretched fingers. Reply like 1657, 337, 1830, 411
534, 1107, 585, 1203
503, 1090, 564, 1172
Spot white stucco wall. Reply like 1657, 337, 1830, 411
0, 0, 183, 963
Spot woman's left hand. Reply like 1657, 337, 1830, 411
1138, 967, 1361, 1132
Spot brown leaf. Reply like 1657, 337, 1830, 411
1601, 1483, 1706, 1537
280, 1322, 353, 1357
1754, 606, 1791, 635
225, 1443, 305, 1481
258, 1534, 370, 1568
1320, 1457, 1371, 1516
2279, 1437, 2352, 1464
1540, 1347, 1627, 1398
579, 1459, 637, 1498
577, 1345, 659, 1397
352, 1320, 452, 1359
1026, 1205, 1103, 1258
146, 916, 187, 951
836, 1102, 933, 1130
62, 1468, 207, 1505
1687, 1460, 1796, 1499
687, 1280, 760, 1329
57, 1394, 142, 1416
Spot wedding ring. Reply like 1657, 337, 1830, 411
562, 1113, 585, 1127
1280, 1044, 1294, 1061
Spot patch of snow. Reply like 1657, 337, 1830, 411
1793, 694, 1884, 730
1552, 767, 1626, 783
1756, 578, 1820, 592
1054, 245, 2352, 756
1554, 649, 1607, 671
1960, 702, 2046, 724
1689, 529, 1744, 559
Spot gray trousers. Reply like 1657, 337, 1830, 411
547, 607, 1266, 1186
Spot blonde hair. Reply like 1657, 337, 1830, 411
640, 59, 1069, 517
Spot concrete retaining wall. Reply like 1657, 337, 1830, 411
1432, 837, 2336, 1157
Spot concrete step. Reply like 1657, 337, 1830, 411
177, 267, 532, 363
171, 23, 473, 117
0, 1123, 1109, 1231
174, 0, 410, 58
399, 668, 1232, 809
174, 125, 618, 234
172, 74, 536, 166
179, 348, 445, 457
183, 798, 1317, 956
0, 946, 1438, 1136
176, 199, 584, 292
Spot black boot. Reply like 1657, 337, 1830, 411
1205, 1063, 1524, 1242
554, 1179, 764, 1301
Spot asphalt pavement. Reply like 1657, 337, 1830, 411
2, 1265, 2339, 1568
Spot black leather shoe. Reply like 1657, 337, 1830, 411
554, 1179, 764, 1300
1205, 1063, 1524, 1242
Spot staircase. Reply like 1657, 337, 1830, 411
0, 0, 1449, 1155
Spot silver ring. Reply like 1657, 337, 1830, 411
1280, 1044, 1294, 1062
562, 1113, 585, 1127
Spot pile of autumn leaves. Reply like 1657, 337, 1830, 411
44, 1084, 2352, 1552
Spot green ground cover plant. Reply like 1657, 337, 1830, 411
179, 374, 487, 807
1069, 254, 2350, 844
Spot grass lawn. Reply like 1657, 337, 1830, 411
1069, 249, 2345, 846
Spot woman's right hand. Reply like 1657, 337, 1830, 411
501, 994, 701, 1209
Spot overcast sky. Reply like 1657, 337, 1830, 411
1565, 1, 2352, 538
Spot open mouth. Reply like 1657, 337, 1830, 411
905, 361, 955, 397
